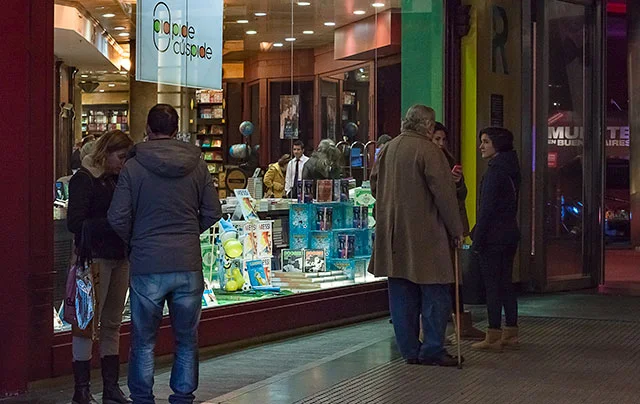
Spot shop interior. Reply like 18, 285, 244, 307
51, 0, 402, 332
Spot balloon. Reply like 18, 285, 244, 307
229, 144, 250, 159
239, 121, 255, 137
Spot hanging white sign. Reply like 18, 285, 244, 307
136, 0, 223, 89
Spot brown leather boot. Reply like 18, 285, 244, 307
459, 312, 485, 341
501, 326, 520, 348
471, 329, 503, 352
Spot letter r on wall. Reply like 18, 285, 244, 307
492, 6, 509, 74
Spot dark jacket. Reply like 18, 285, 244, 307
443, 149, 470, 236
471, 150, 521, 251
67, 157, 126, 260
107, 139, 222, 275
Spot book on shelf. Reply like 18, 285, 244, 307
304, 250, 326, 273
316, 180, 333, 202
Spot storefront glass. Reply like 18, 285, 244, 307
53, 0, 437, 333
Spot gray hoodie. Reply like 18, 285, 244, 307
108, 139, 222, 275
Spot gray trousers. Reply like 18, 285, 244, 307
72, 258, 129, 361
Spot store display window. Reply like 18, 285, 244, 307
53, 0, 422, 332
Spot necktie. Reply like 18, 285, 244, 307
293, 159, 300, 197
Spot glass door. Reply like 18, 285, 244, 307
534, 0, 604, 290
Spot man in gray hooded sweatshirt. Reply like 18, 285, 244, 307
108, 104, 222, 404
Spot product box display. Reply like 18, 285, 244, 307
304, 250, 326, 272
281, 249, 304, 272
316, 180, 333, 202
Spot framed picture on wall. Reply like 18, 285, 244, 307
280, 95, 300, 139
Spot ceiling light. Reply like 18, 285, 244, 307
246, 30, 257, 35
372, 2, 385, 7
354, 10, 366, 15
80, 74, 89, 78
285, 37, 296, 42
273, 43, 284, 47
99, 90, 105, 92
297, 2, 311, 6
114, 26, 126, 30
237, 19, 249, 24
108, 83, 116, 87
118, 32, 130, 37
102, 13, 116, 18
324, 22, 336, 26
120, 71, 128, 75
254, 12, 267, 17
303, 30, 314, 34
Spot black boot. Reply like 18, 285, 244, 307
72, 360, 98, 404
101, 355, 131, 404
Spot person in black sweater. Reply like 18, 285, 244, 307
471, 127, 521, 352
432, 122, 484, 342
67, 130, 133, 404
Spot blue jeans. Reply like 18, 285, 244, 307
387, 278, 452, 361
128, 271, 204, 404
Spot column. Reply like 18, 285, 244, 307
401, 0, 445, 119
629, 1, 640, 248
0, 0, 54, 394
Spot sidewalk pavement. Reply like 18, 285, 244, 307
3, 291, 640, 403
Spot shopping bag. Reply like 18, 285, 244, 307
63, 262, 79, 325
75, 262, 95, 330
460, 246, 486, 305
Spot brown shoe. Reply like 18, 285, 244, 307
471, 329, 503, 352
458, 312, 485, 341
501, 326, 520, 349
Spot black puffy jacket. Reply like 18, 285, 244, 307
471, 150, 521, 250
67, 159, 126, 260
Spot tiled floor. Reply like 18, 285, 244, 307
4, 291, 640, 404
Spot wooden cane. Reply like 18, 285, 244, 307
454, 247, 463, 369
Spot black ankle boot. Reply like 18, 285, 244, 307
101, 355, 131, 404
72, 360, 98, 404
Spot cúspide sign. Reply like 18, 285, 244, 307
137, 0, 223, 89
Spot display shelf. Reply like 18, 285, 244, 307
81, 104, 129, 136
196, 86, 227, 196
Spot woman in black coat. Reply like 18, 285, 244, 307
67, 130, 133, 404
470, 127, 521, 352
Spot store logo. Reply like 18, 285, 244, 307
152, 1, 213, 61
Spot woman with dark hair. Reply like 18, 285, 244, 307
471, 127, 521, 352
431, 122, 483, 342
67, 130, 134, 403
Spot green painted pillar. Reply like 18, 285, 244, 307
401, 0, 444, 120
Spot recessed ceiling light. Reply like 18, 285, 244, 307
285, 37, 296, 42
114, 26, 126, 30
119, 71, 128, 75
80, 74, 89, 78
303, 30, 314, 34
372, 2, 385, 7
254, 12, 267, 17
324, 22, 336, 26
354, 10, 366, 15
273, 43, 284, 47
246, 30, 257, 35
108, 83, 116, 87
297, 2, 311, 6
237, 19, 249, 24
118, 32, 130, 37
99, 90, 105, 92
102, 13, 116, 18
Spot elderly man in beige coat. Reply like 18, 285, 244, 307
369, 105, 464, 367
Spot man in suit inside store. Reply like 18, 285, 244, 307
285, 140, 309, 199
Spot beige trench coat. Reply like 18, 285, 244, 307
368, 131, 463, 284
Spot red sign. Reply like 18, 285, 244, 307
548, 152, 558, 168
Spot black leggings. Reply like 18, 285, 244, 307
478, 245, 518, 329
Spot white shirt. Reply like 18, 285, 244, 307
285, 155, 309, 195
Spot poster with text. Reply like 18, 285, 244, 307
280, 95, 300, 139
